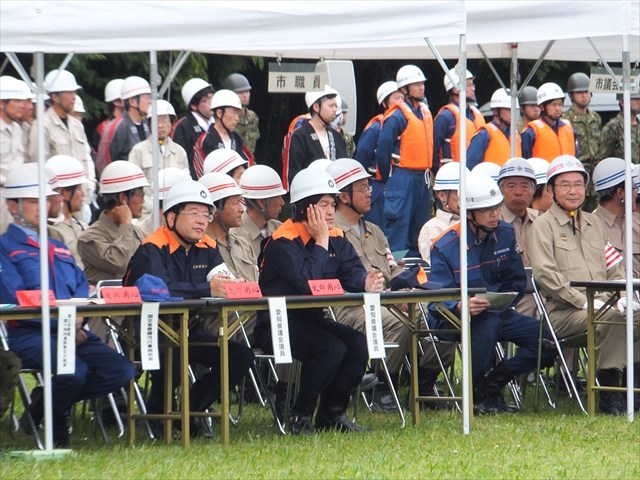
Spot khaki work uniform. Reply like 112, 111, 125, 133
78, 212, 145, 340
1, 118, 26, 234
230, 211, 281, 262
418, 209, 459, 266
501, 206, 539, 316
332, 211, 412, 374
128, 137, 189, 217
529, 203, 639, 370
48, 216, 89, 269
594, 205, 640, 279
28, 108, 96, 205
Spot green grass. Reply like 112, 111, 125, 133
2, 388, 639, 479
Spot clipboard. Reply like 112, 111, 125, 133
475, 292, 518, 312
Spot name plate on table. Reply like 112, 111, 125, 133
57, 306, 76, 374
308, 279, 344, 296
363, 293, 386, 359
225, 282, 263, 299
269, 297, 292, 364
16, 290, 57, 307
141, 302, 160, 371
102, 287, 142, 304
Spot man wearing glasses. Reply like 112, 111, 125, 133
530, 155, 640, 415
428, 171, 555, 415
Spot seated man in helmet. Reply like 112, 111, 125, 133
516, 86, 540, 133
78, 161, 148, 340
521, 83, 577, 161
201, 149, 248, 184
231, 164, 286, 260
191, 89, 248, 179
128, 99, 189, 218
46, 155, 90, 269
529, 155, 640, 414
255, 168, 384, 434
96, 76, 151, 177
124, 179, 254, 436
172, 78, 214, 177
283, 86, 347, 189
467, 89, 521, 169
528, 158, 553, 214
428, 172, 556, 415
0, 164, 135, 447
223, 73, 260, 160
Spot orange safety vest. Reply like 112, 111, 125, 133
363, 114, 384, 180
383, 102, 433, 171
526, 119, 575, 161
438, 104, 485, 162
476, 123, 522, 166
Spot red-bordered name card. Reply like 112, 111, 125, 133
16, 290, 57, 307
225, 282, 263, 299
308, 279, 344, 296
102, 287, 142, 304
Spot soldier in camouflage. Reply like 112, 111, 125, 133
563, 72, 602, 211
224, 73, 260, 158
516, 86, 540, 133
599, 92, 640, 165
337, 97, 356, 158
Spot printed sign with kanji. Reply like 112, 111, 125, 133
102, 287, 142, 304
16, 290, 57, 307
225, 282, 263, 299
308, 279, 344, 296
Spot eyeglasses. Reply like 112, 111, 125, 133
180, 211, 213, 222
354, 185, 373, 195
556, 182, 586, 192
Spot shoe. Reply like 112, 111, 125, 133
289, 390, 319, 436
53, 414, 71, 448
289, 414, 314, 436
269, 381, 288, 423
374, 392, 399, 413
315, 412, 369, 432
360, 373, 379, 393
20, 386, 43, 436
597, 369, 624, 415
315, 387, 368, 433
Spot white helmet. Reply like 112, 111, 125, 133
3, 163, 56, 199
547, 154, 589, 185
290, 168, 340, 204
308, 159, 333, 171
592, 157, 626, 192
240, 165, 287, 199
104, 79, 125, 103
464, 172, 504, 210
0, 76, 29, 100
326, 158, 370, 191
163, 179, 213, 212
45, 155, 88, 187
536, 82, 565, 105
44, 69, 81, 93
99, 161, 149, 194
211, 89, 242, 110
155, 168, 192, 201
305, 85, 339, 109
490, 88, 518, 109
121, 76, 151, 100
396, 65, 426, 89
73, 95, 86, 113
527, 158, 551, 185
181, 78, 211, 106
17, 80, 36, 100
471, 162, 501, 182
444, 67, 473, 92
434, 162, 469, 191
202, 149, 248, 176
376, 81, 399, 105
198, 172, 243, 204
498, 157, 536, 183
148, 99, 176, 117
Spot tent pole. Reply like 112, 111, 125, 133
477, 44, 508, 91
458, 33, 471, 435
587, 38, 624, 89
5, 53, 35, 87
621, 35, 634, 423
510, 43, 518, 157
424, 37, 455, 87
159, 51, 191, 97
35, 51, 54, 452
518, 40, 555, 94
150, 51, 160, 231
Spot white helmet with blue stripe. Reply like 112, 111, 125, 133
498, 157, 537, 184
434, 162, 470, 191
592, 157, 626, 192
527, 158, 551, 185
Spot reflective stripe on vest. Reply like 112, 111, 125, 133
383, 102, 433, 171
479, 123, 522, 166
528, 119, 575, 161
440, 104, 485, 162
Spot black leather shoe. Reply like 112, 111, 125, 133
360, 374, 379, 393
20, 386, 43, 436
374, 393, 399, 413
53, 415, 71, 448
190, 417, 214, 438
289, 414, 314, 436
315, 412, 369, 433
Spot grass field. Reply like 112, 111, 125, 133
2, 386, 639, 479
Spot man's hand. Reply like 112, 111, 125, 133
111, 203, 132, 226
209, 273, 244, 298
457, 296, 490, 316
76, 328, 87, 346
394, 303, 409, 313
303, 205, 329, 250
365, 269, 384, 292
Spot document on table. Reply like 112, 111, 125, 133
475, 292, 519, 312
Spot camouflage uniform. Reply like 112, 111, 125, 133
599, 112, 640, 164
0, 348, 21, 418
342, 130, 356, 158
563, 106, 602, 211
516, 117, 528, 134
235, 107, 260, 156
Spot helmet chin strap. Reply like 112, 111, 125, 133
246, 198, 270, 222
167, 210, 197, 247
469, 210, 497, 235
315, 99, 333, 127
216, 107, 232, 133
13, 199, 39, 230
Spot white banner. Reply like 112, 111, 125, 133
141, 302, 160, 371
363, 293, 386, 359
269, 297, 292, 364
56, 306, 76, 375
